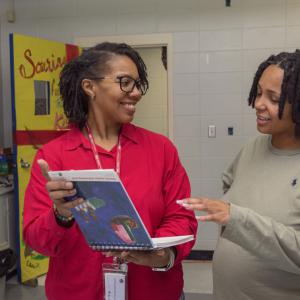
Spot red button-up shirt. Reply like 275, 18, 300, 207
23, 123, 197, 300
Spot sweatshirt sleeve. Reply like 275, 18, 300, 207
154, 140, 198, 264
222, 148, 243, 194
222, 203, 300, 275
23, 148, 81, 257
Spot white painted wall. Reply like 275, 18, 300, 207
1, 0, 300, 250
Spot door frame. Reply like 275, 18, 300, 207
74, 33, 174, 139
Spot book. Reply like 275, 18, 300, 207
48, 169, 194, 251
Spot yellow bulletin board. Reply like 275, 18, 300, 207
10, 33, 81, 283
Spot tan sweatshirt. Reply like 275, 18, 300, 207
213, 135, 300, 300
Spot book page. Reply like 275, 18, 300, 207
151, 235, 194, 249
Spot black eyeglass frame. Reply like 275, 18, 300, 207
89, 75, 148, 96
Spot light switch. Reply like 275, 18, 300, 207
228, 127, 234, 136
208, 125, 216, 138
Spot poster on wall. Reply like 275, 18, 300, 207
9, 33, 81, 283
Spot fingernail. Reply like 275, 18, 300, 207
176, 200, 185, 204
65, 182, 73, 188
68, 189, 76, 195
176, 200, 190, 207
156, 249, 164, 256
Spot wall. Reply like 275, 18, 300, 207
1, 0, 300, 249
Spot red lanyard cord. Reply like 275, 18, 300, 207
85, 123, 121, 176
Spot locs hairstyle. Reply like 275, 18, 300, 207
59, 42, 149, 129
248, 49, 300, 137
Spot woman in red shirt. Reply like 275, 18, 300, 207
23, 42, 197, 300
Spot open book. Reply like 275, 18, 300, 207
48, 169, 194, 251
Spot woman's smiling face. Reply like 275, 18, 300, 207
88, 54, 143, 126
255, 64, 295, 148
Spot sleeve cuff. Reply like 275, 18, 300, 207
47, 207, 77, 239
222, 203, 249, 241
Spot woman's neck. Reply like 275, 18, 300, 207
86, 117, 121, 151
271, 134, 300, 150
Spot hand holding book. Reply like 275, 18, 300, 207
105, 247, 172, 268
48, 168, 194, 250
37, 159, 83, 224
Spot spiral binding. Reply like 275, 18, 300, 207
90, 243, 152, 251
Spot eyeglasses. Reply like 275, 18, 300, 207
90, 75, 147, 96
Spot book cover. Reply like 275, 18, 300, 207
48, 169, 194, 250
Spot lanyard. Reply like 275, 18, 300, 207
85, 123, 122, 176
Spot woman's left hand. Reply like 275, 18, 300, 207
105, 248, 171, 268
177, 197, 230, 225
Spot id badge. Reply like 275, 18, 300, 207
103, 263, 128, 300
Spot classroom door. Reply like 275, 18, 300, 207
10, 33, 80, 283
132, 47, 169, 136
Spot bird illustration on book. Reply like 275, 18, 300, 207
75, 197, 106, 223
111, 216, 138, 244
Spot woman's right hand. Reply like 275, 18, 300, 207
37, 159, 83, 218
176, 197, 230, 225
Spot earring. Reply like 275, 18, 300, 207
90, 94, 95, 100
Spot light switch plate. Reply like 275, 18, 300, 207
208, 125, 216, 138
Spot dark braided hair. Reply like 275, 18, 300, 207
59, 42, 149, 129
248, 49, 300, 137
